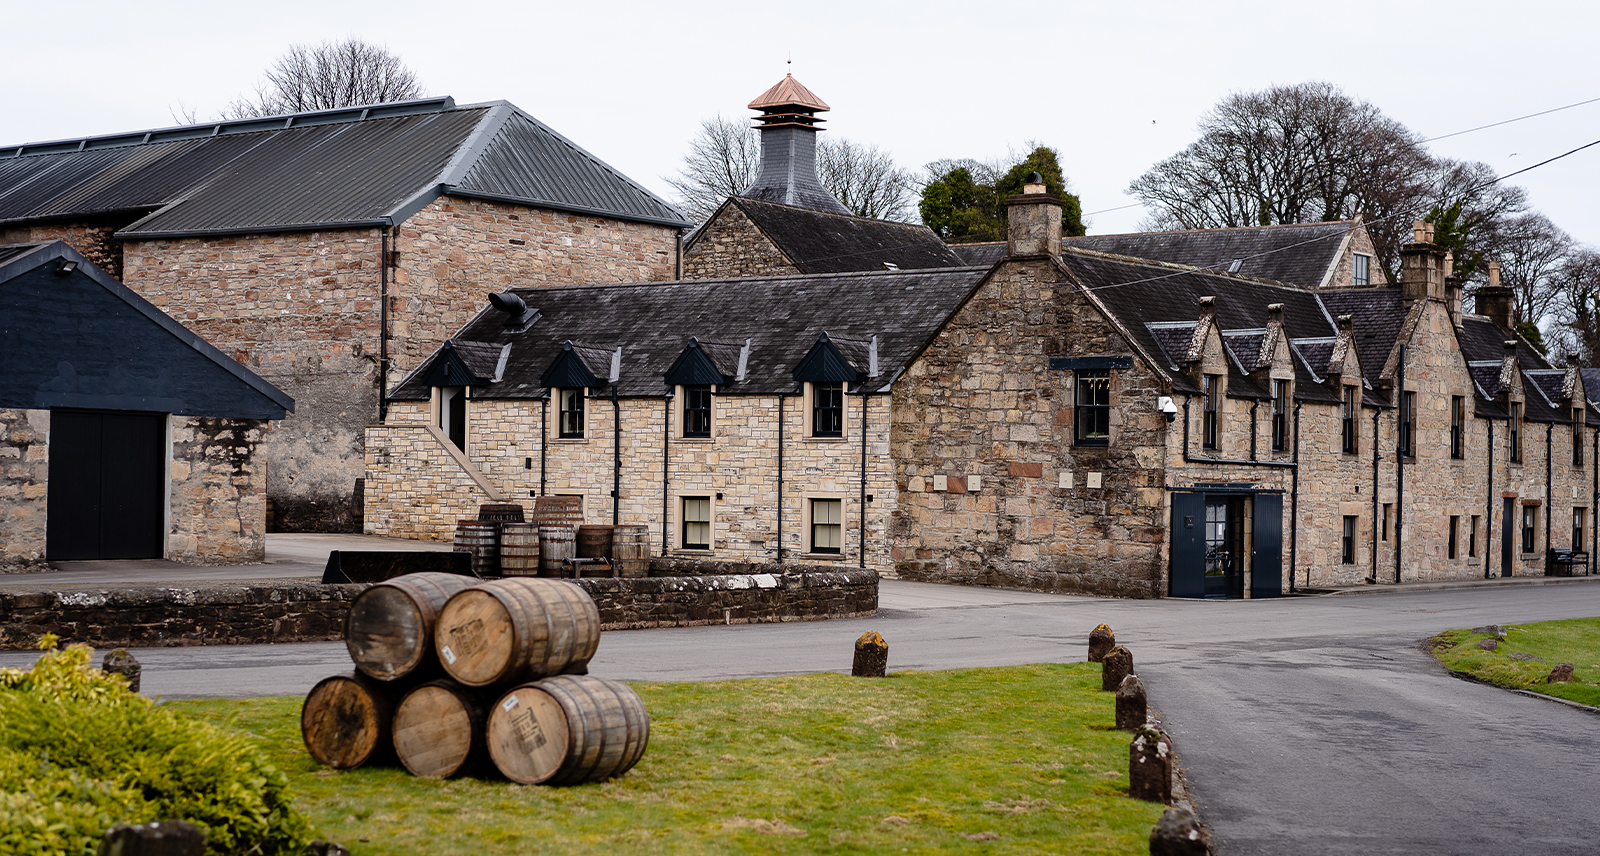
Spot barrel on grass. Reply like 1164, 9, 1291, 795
454, 520, 500, 578
301, 673, 396, 769
392, 680, 490, 778
478, 503, 526, 523
499, 523, 541, 577
434, 578, 600, 688
611, 524, 650, 578
539, 526, 575, 577
487, 675, 650, 785
346, 572, 477, 681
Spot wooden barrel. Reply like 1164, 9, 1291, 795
301, 673, 395, 769
393, 680, 489, 778
499, 523, 541, 577
454, 520, 499, 578
478, 503, 526, 523
576, 525, 615, 559
539, 526, 575, 577
434, 578, 600, 688
345, 572, 477, 681
488, 676, 650, 785
531, 496, 584, 530
611, 524, 650, 578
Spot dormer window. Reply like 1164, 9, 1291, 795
1202, 374, 1221, 450
1342, 385, 1359, 455
1271, 379, 1290, 452
813, 382, 844, 437
1573, 407, 1585, 467
1509, 402, 1522, 463
438, 386, 467, 451
1353, 253, 1372, 287
559, 388, 585, 438
684, 386, 713, 438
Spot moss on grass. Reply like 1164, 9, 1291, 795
172, 663, 1164, 855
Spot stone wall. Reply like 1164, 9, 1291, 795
0, 217, 132, 279
365, 392, 898, 572
890, 258, 1175, 598
574, 568, 878, 629
168, 417, 270, 564
0, 409, 49, 570
681, 203, 800, 279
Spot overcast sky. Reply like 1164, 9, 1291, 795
7, 0, 1598, 244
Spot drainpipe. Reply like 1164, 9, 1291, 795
1485, 419, 1495, 578
612, 384, 621, 525
539, 394, 547, 497
859, 389, 869, 569
1369, 406, 1380, 585
1289, 400, 1301, 592
776, 393, 786, 564
1180, 394, 1296, 469
1395, 345, 1406, 585
1249, 399, 1259, 461
662, 392, 671, 554
675, 229, 684, 280
1592, 426, 1597, 575
1546, 422, 1553, 563
378, 227, 391, 422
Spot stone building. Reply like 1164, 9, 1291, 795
0, 97, 688, 531
682, 75, 961, 278
0, 241, 292, 567
366, 179, 1595, 598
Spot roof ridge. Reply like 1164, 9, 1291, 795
511, 265, 990, 295
1069, 220, 1357, 240
1063, 246, 1314, 292
733, 195, 923, 227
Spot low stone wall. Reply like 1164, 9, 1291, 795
579, 569, 878, 628
0, 568, 879, 649
0, 584, 362, 650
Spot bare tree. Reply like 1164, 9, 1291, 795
1551, 247, 1600, 363
1476, 213, 1573, 326
667, 116, 917, 222
220, 38, 424, 119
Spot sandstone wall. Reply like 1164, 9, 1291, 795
0, 410, 49, 570
0, 217, 131, 279
681, 203, 800, 279
167, 417, 270, 564
365, 392, 897, 572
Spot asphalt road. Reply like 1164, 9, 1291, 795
4, 575, 1597, 854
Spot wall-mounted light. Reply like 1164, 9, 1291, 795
1158, 396, 1178, 423
55, 260, 78, 276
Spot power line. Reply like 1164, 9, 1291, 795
1423, 96, 1600, 144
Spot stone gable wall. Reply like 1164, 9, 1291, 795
889, 259, 1173, 597
365, 393, 896, 571
167, 417, 270, 564
0, 409, 49, 570
681, 203, 800, 279
0, 217, 132, 279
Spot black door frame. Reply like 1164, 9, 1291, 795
1171, 488, 1285, 599
46, 409, 167, 561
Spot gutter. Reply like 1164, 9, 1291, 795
1180, 395, 1297, 470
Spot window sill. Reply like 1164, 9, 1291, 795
673, 548, 714, 556
804, 437, 849, 443
675, 437, 715, 444
1073, 439, 1110, 448
798, 552, 844, 561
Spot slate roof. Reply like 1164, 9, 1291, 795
1062, 249, 1338, 401
1318, 289, 1408, 382
716, 197, 965, 274
0, 98, 688, 238
950, 242, 1005, 267
1063, 221, 1358, 289
0, 241, 292, 418
389, 266, 990, 400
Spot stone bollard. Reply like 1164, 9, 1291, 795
1129, 725, 1172, 803
102, 649, 141, 694
1116, 674, 1148, 731
1088, 623, 1115, 662
99, 821, 205, 856
853, 631, 888, 677
1548, 663, 1576, 683
1102, 645, 1133, 691
1148, 806, 1211, 856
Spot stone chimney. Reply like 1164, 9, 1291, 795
1005, 172, 1062, 257
741, 74, 850, 215
1399, 220, 1446, 303
1475, 259, 1517, 331
1444, 251, 1464, 329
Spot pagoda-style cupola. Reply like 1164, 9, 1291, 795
742, 73, 850, 214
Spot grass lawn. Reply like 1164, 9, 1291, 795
1430, 616, 1600, 707
170, 663, 1165, 855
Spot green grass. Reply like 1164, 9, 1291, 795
170, 664, 1164, 855
1430, 616, 1600, 707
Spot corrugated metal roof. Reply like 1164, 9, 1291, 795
0, 98, 688, 236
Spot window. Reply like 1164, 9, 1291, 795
1509, 402, 1522, 463
1574, 508, 1586, 553
438, 386, 466, 451
1448, 516, 1459, 559
1353, 253, 1371, 287
1202, 374, 1220, 450
1342, 385, 1360, 455
1469, 515, 1480, 557
1573, 407, 1585, 467
1451, 396, 1465, 460
682, 496, 711, 550
810, 498, 842, 554
1398, 391, 1416, 457
1381, 503, 1391, 542
1342, 516, 1357, 564
1521, 505, 1537, 554
1272, 379, 1290, 452
1074, 370, 1110, 446
558, 388, 585, 438
683, 386, 712, 438
812, 382, 844, 438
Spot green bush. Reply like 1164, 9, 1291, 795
0, 635, 312, 855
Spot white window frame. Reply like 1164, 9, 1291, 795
802, 494, 847, 557
678, 494, 714, 551
555, 387, 586, 441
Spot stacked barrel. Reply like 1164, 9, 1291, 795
300, 572, 648, 785
452, 500, 651, 578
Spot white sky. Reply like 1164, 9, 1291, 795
6, 0, 1598, 244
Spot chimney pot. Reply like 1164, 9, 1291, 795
1489, 259, 1501, 289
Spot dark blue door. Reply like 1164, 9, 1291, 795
1251, 493, 1283, 597
46, 410, 165, 560
1170, 492, 1206, 597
